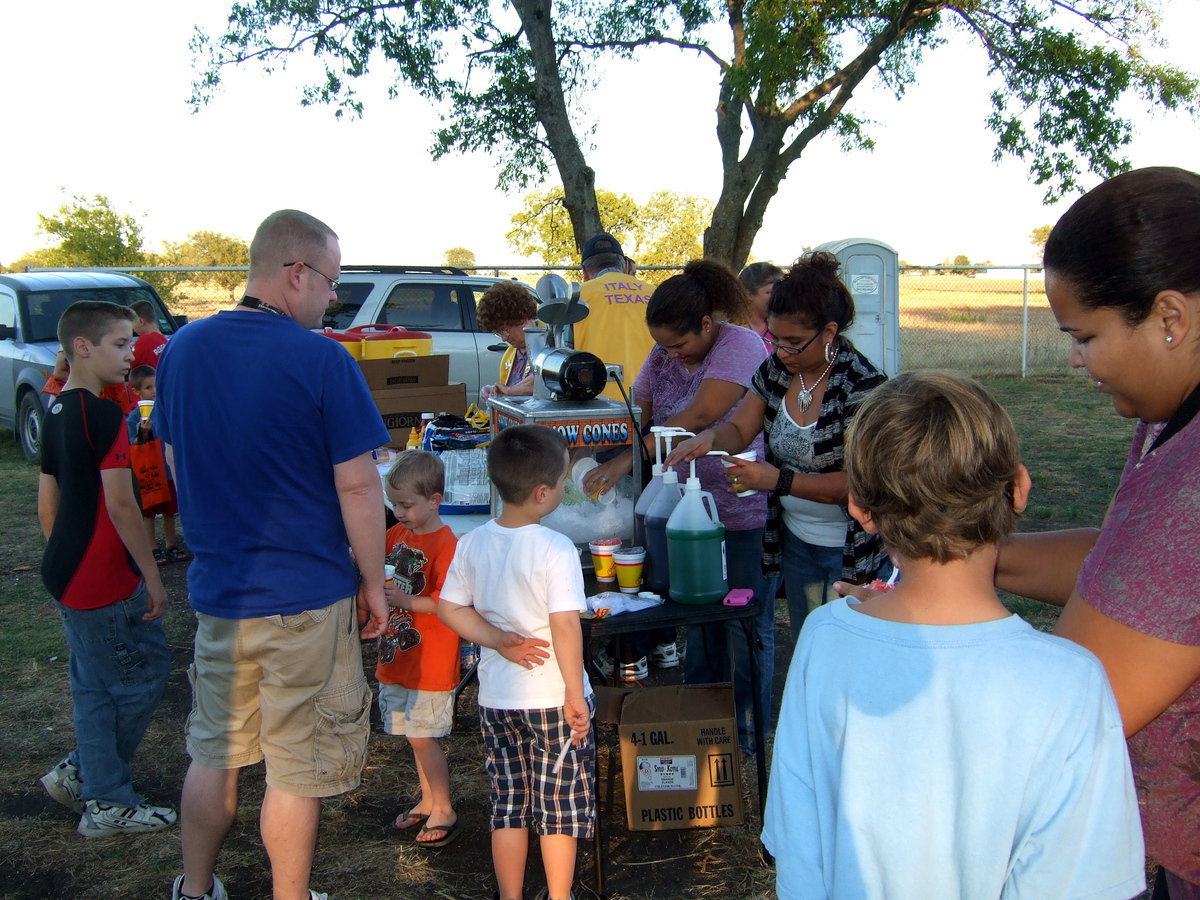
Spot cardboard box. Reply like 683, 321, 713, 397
372, 384, 466, 444
358, 354, 450, 391
616, 685, 744, 831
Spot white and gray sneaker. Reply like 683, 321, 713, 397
593, 645, 648, 683
171, 875, 228, 900
649, 641, 679, 669
77, 798, 177, 838
40, 757, 84, 813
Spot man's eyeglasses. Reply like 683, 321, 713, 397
284, 261, 340, 291
765, 331, 821, 356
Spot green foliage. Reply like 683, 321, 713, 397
444, 246, 477, 269
189, 0, 1199, 265
4, 248, 54, 273
169, 231, 250, 298
1029, 224, 1052, 252
507, 186, 712, 273
36, 194, 145, 268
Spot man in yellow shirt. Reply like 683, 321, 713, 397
571, 233, 655, 401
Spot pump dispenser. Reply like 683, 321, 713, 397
642, 430, 692, 594
665, 453, 727, 604
635, 427, 685, 547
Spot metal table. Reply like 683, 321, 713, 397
583, 597, 767, 898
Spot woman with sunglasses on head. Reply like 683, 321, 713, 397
476, 282, 538, 402
667, 251, 889, 646
987, 167, 1200, 898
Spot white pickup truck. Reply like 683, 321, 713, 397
324, 265, 539, 401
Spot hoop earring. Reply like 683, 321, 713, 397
824, 341, 834, 363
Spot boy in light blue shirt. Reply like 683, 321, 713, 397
763, 371, 1144, 899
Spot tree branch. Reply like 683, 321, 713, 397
565, 36, 728, 71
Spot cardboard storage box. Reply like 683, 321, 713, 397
358, 354, 450, 391
614, 685, 744, 831
372, 384, 466, 445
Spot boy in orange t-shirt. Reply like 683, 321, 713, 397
378, 450, 462, 848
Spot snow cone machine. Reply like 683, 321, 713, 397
487, 274, 641, 535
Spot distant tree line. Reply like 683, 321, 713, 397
3, 194, 249, 302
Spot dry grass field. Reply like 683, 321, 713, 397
897, 272, 1069, 375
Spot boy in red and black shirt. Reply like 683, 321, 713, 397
37, 300, 176, 839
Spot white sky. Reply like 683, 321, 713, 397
4, 0, 1198, 269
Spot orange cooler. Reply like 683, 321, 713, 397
351, 325, 434, 359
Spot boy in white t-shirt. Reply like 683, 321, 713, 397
763, 371, 1144, 900
439, 425, 594, 900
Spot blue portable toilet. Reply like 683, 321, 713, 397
815, 238, 900, 376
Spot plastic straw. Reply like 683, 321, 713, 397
552, 737, 574, 775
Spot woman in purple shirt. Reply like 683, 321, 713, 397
584, 260, 772, 754
989, 167, 1200, 897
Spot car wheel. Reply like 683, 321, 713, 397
18, 391, 44, 463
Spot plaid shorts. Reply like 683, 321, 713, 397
480, 697, 596, 838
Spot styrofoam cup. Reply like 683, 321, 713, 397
613, 546, 646, 593
588, 538, 621, 582
719, 450, 758, 497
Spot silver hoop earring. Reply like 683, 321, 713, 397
824, 342, 834, 363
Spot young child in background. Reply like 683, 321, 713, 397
126, 365, 189, 565
130, 299, 168, 370
38, 300, 175, 838
762, 371, 1144, 899
439, 425, 594, 900
378, 451, 462, 848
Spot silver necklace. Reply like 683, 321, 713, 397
797, 356, 836, 412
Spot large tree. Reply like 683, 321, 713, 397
37, 194, 145, 268
168, 230, 250, 297
192, 0, 1198, 268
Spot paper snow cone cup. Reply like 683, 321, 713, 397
588, 538, 620, 582
719, 449, 758, 497
613, 546, 646, 593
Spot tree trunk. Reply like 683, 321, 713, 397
511, 0, 602, 256
703, 78, 790, 270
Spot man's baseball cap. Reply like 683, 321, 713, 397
581, 232, 624, 261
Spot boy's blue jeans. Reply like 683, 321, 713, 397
57, 582, 171, 808
682, 527, 777, 755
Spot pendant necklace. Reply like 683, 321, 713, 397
797, 356, 836, 412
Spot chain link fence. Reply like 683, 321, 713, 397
81, 263, 1070, 378
896, 266, 1067, 377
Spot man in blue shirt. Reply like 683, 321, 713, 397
156, 209, 390, 900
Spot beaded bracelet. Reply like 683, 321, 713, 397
773, 468, 795, 497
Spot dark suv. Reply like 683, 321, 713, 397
0, 271, 180, 462
324, 266, 539, 400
